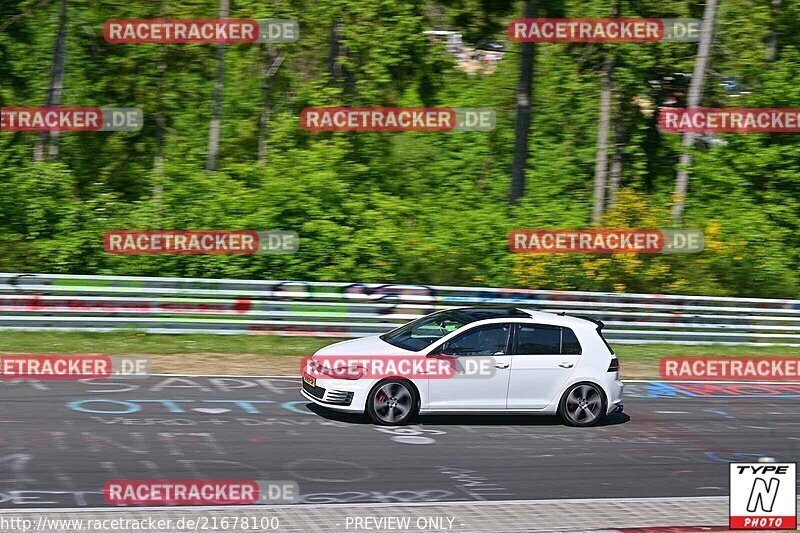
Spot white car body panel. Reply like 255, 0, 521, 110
300, 309, 624, 420
425, 354, 511, 409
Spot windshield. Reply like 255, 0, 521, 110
380, 310, 475, 351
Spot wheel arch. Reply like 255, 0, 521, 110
366, 377, 422, 424
368, 377, 421, 405
558, 380, 608, 416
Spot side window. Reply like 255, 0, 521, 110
441, 324, 511, 356
516, 324, 561, 354
561, 327, 582, 355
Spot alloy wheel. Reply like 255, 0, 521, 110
372, 382, 413, 424
565, 384, 602, 424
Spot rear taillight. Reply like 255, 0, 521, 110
607, 357, 619, 372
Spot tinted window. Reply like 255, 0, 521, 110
381, 310, 474, 351
561, 327, 582, 354
442, 324, 510, 356
516, 324, 561, 354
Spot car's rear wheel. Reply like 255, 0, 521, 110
366, 380, 417, 425
559, 382, 605, 427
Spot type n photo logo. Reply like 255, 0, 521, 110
729, 462, 797, 530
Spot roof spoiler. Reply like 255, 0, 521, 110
573, 315, 604, 329
587, 318, 605, 329
551, 311, 604, 329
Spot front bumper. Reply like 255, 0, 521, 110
300, 375, 372, 413
301, 379, 354, 406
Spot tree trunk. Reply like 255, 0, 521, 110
154, 44, 167, 177
153, 0, 170, 211
767, 0, 781, 62
327, 22, 343, 79
152, 42, 168, 211
509, 0, 536, 205
206, 0, 230, 172
607, 91, 624, 208
34, 0, 67, 163
327, 21, 355, 104
592, 52, 613, 224
257, 46, 280, 166
671, 0, 717, 222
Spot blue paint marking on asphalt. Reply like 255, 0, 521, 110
64, 382, 800, 412
705, 451, 770, 463
625, 382, 698, 398
68, 399, 142, 414
281, 400, 313, 414
67, 399, 277, 414
625, 381, 800, 399
708, 408, 737, 419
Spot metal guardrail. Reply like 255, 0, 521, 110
0, 273, 799, 345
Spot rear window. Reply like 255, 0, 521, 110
561, 327, 582, 355
516, 324, 582, 355
517, 324, 561, 354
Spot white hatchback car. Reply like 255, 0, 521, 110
301, 307, 623, 426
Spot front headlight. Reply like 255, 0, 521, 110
326, 363, 364, 380
307, 356, 365, 380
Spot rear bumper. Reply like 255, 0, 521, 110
605, 378, 624, 414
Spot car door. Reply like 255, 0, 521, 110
425, 323, 512, 410
506, 324, 581, 409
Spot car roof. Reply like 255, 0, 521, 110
449, 307, 531, 320
451, 307, 598, 329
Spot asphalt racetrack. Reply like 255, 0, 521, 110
0, 376, 798, 509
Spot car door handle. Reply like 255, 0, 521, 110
495, 362, 510, 369
558, 362, 574, 368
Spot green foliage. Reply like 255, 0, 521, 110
0, 0, 798, 298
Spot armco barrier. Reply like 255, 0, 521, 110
0, 273, 799, 345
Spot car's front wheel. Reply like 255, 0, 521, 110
366, 380, 417, 425
559, 382, 605, 427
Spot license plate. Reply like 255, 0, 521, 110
303, 374, 316, 388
